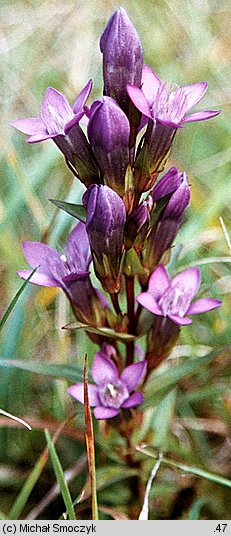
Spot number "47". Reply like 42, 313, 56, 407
215, 525, 227, 533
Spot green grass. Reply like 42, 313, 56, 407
0, 0, 230, 520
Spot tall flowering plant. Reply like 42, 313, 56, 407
12, 6, 222, 518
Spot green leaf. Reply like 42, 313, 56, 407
0, 266, 38, 333
123, 248, 146, 277
136, 446, 231, 489
9, 451, 48, 519
50, 199, 86, 222
82, 465, 138, 501
0, 360, 84, 383
45, 429, 76, 520
63, 321, 136, 342
144, 352, 217, 406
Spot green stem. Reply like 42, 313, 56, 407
125, 276, 135, 366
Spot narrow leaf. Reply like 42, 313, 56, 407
144, 352, 217, 405
63, 321, 136, 342
9, 449, 49, 519
0, 359, 84, 383
84, 355, 98, 520
45, 429, 76, 520
136, 446, 231, 489
0, 266, 38, 333
50, 199, 86, 222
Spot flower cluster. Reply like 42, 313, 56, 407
13, 7, 221, 419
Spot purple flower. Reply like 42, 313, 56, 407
137, 264, 221, 325
128, 65, 220, 185
87, 97, 130, 196
127, 64, 220, 128
83, 185, 126, 294
17, 223, 107, 325
68, 344, 147, 419
11, 81, 99, 187
11, 81, 92, 142
142, 167, 190, 271
124, 201, 150, 250
100, 8, 143, 114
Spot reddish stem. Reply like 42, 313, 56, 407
125, 276, 135, 366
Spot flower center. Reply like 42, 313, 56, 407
158, 285, 191, 317
153, 84, 188, 125
98, 381, 129, 409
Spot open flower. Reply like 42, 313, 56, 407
11, 80, 93, 142
127, 64, 220, 128
11, 81, 99, 186
137, 264, 221, 325
128, 65, 220, 184
17, 223, 108, 326
68, 344, 147, 419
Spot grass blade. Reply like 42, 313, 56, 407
84, 354, 98, 520
9, 449, 49, 519
0, 360, 84, 383
0, 267, 38, 333
45, 429, 76, 520
136, 446, 231, 489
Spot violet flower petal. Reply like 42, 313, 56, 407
40, 87, 74, 135
174, 82, 208, 114
168, 314, 192, 325
22, 241, 60, 268
141, 64, 162, 107
94, 406, 119, 419
27, 132, 56, 143
182, 110, 221, 123
136, 292, 162, 316
21, 241, 61, 284
10, 117, 45, 135
17, 269, 58, 287
91, 352, 119, 386
172, 267, 201, 301
121, 361, 147, 392
66, 222, 91, 271
67, 383, 100, 406
121, 391, 144, 409
127, 84, 152, 118
148, 265, 171, 299
72, 79, 93, 113
187, 298, 222, 315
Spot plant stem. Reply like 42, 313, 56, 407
125, 276, 135, 366
110, 293, 122, 315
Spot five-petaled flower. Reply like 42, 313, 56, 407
17, 222, 108, 326
127, 64, 220, 128
137, 264, 221, 325
68, 344, 147, 419
11, 80, 92, 142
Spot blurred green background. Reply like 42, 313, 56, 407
0, 0, 231, 520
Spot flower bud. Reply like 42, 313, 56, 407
142, 168, 190, 272
83, 185, 126, 293
87, 97, 130, 196
124, 201, 150, 250
100, 8, 143, 114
